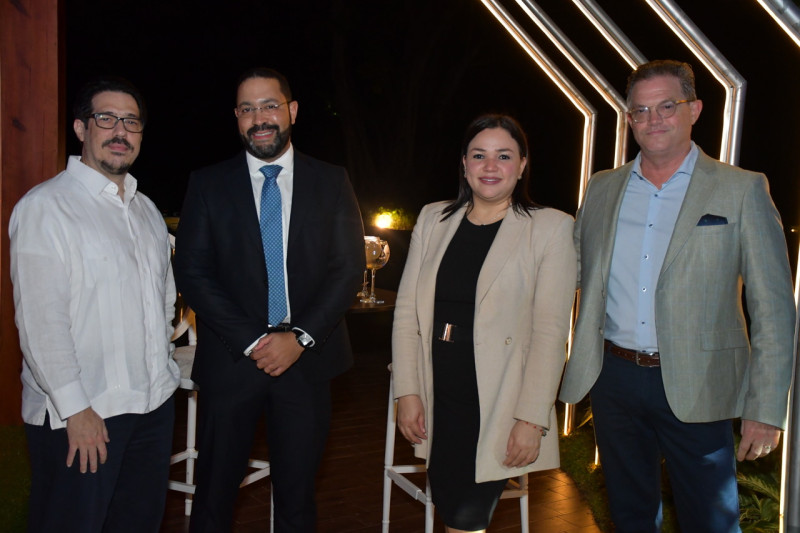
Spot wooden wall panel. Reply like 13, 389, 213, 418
0, 0, 64, 424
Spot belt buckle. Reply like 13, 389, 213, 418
635, 351, 654, 367
438, 323, 455, 343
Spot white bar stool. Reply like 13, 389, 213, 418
168, 307, 272, 518
382, 364, 529, 533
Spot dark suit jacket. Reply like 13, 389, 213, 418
174, 150, 364, 389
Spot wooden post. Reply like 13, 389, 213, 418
0, 0, 65, 424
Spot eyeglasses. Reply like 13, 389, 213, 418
235, 101, 290, 119
89, 113, 144, 133
628, 99, 694, 124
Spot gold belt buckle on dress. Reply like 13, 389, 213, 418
438, 322, 456, 343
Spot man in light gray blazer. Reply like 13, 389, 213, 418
559, 60, 795, 532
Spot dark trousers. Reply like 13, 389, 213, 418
590, 349, 740, 533
25, 396, 175, 533
189, 363, 331, 533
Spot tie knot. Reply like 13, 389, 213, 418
259, 165, 282, 181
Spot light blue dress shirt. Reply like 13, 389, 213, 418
604, 143, 699, 352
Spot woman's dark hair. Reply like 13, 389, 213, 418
73, 76, 147, 126
441, 114, 538, 220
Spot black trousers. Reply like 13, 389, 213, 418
591, 349, 739, 533
188, 361, 331, 533
25, 396, 175, 533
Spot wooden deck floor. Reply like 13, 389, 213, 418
160, 313, 601, 532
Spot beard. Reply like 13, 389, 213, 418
99, 137, 135, 175
241, 123, 292, 160
99, 160, 132, 176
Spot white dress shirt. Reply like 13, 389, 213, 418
10, 156, 180, 429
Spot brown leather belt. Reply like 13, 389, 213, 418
604, 340, 660, 367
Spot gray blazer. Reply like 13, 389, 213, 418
559, 150, 796, 428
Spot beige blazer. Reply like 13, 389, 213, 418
560, 150, 796, 428
392, 201, 577, 482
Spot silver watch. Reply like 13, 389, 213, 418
294, 331, 313, 348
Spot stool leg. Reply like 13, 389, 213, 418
184, 389, 198, 516
382, 371, 397, 532
424, 480, 434, 533
519, 474, 529, 533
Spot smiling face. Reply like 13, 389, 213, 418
236, 76, 298, 162
73, 91, 142, 181
627, 74, 702, 164
462, 127, 527, 207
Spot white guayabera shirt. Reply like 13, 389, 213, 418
10, 156, 180, 429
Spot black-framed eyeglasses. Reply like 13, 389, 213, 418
628, 99, 695, 124
234, 101, 290, 118
89, 113, 144, 133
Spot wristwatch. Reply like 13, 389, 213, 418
294, 330, 313, 348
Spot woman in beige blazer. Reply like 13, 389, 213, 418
392, 114, 577, 532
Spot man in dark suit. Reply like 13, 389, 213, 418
174, 67, 364, 532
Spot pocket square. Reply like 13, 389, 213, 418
697, 214, 728, 226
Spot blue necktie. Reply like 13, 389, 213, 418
259, 165, 287, 325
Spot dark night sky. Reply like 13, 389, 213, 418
65, 0, 800, 263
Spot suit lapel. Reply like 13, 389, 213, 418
288, 152, 312, 247
417, 206, 466, 341
475, 209, 525, 305
599, 164, 633, 285
231, 153, 265, 262
660, 151, 718, 275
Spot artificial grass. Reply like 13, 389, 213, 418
0, 425, 29, 532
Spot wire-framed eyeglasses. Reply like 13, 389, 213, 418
628, 99, 695, 124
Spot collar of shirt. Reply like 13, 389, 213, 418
246, 143, 295, 183
247, 144, 295, 219
631, 141, 699, 186
68, 155, 138, 205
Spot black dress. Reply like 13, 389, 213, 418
427, 215, 508, 530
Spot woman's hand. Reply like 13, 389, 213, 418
397, 395, 427, 445
503, 420, 543, 468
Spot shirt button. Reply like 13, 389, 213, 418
505, 337, 512, 345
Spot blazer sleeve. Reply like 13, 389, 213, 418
515, 213, 577, 426
288, 167, 365, 348
738, 174, 796, 428
391, 204, 435, 399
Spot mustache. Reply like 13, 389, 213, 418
247, 123, 279, 136
102, 137, 134, 150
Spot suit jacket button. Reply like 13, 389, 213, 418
505, 337, 512, 345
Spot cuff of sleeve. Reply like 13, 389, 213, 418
244, 333, 268, 356
49, 381, 91, 422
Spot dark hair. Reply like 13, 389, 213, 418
626, 60, 697, 108
235, 67, 293, 103
441, 114, 538, 220
73, 76, 147, 126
